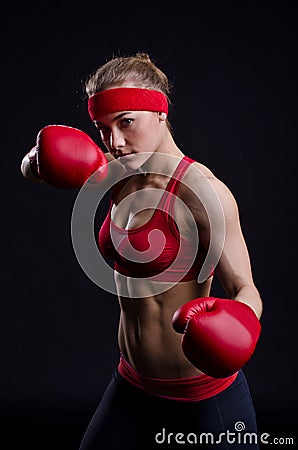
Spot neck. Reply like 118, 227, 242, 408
138, 132, 185, 178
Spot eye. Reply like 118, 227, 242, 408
96, 125, 109, 137
120, 118, 134, 128
97, 125, 109, 133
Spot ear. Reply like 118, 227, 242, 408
158, 112, 167, 121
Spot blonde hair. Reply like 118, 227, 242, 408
85, 52, 171, 100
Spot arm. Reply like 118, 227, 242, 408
183, 164, 263, 318
209, 178, 262, 318
172, 163, 263, 377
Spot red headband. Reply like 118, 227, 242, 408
88, 87, 168, 121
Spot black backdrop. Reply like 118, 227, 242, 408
2, 2, 297, 449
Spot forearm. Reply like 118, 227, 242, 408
233, 285, 263, 319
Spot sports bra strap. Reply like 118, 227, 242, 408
111, 156, 194, 213
159, 155, 194, 215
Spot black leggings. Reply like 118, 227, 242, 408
79, 370, 259, 450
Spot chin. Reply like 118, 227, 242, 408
118, 152, 153, 170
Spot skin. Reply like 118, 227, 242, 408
93, 85, 263, 379
22, 85, 263, 379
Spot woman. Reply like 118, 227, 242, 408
22, 53, 263, 449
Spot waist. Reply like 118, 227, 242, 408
118, 354, 238, 402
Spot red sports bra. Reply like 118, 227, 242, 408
98, 156, 213, 282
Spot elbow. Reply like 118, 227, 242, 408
233, 284, 263, 320
253, 294, 263, 320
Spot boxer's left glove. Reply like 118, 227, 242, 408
172, 297, 261, 378
21, 124, 108, 189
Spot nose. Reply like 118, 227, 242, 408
110, 128, 125, 154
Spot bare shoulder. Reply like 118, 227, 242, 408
181, 160, 239, 216
190, 161, 215, 178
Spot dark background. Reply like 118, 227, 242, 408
2, 1, 297, 449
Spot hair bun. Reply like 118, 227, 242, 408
135, 52, 152, 63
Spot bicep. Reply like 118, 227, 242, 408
187, 175, 254, 296
215, 196, 254, 298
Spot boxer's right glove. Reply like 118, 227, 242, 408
21, 125, 108, 189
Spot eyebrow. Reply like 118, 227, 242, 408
95, 111, 133, 126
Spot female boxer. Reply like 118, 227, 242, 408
21, 53, 263, 449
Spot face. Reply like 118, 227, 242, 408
94, 109, 167, 170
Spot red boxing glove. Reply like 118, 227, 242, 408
34, 125, 108, 189
172, 297, 261, 378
